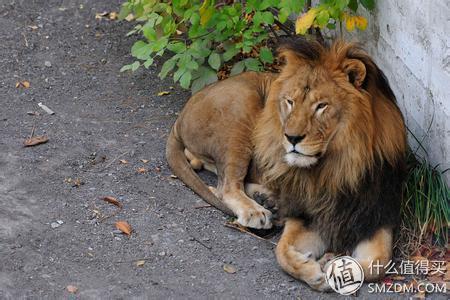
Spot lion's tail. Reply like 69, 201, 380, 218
165, 122, 234, 216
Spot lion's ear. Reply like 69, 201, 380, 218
342, 59, 366, 88
277, 48, 304, 67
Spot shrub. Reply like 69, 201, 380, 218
119, 0, 374, 92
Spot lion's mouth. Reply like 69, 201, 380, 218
290, 150, 322, 158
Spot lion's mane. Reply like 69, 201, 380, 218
253, 40, 407, 252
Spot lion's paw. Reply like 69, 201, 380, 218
307, 272, 332, 292
236, 205, 272, 229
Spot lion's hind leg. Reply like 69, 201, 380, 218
184, 149, 217, 174
276, 218, 331, 291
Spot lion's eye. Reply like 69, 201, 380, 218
316, 102, 328, 111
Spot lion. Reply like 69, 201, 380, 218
166, 39, 407, 291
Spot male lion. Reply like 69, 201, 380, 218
166, 39, 406, 291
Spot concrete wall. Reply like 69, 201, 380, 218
346, 0, 450, 182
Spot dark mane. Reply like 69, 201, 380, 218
278, 38, 397, 103
278, 37, 323, 61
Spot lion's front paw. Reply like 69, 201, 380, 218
236, 204, 272, 229
307, 272, 332, 292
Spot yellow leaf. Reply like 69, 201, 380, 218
295, 8, 319, 35
199, 0, 214, 26
345, 16, 356, 31
355, 16, 368, 31
157, 91, 170, 96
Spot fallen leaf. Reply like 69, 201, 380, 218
223, 264, 236, 274
119, 159, 128, 164
115, 220, 132, 236
157, 91, 170, 96
28, 25, 38, 30
95, 11, 108, 20
125, 13, 134, 22
16, 80, 30, 88
24, 135, 48, 147
170, 174, 178, 179
102, 196, 123, 208
140, 159, 149, 163
135, 260, 145, 267
66, 285, 78, 293
109, 12, 118, 20
137, 167, 147, 174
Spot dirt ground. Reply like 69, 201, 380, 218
0, 0, 444, 299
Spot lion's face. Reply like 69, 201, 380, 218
278, 66, 346, 168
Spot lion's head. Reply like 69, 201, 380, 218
254, 39, 407, 197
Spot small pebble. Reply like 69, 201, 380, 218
50, 222, 60, 229
44, 61, 52, 67
158, 251, 166, 256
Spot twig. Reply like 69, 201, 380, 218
190, 235, 212, 250
114, 257, 153, 264
224, 222, 277, 246
101, 150, 130, 171
194, 204, 212, 209
21, 32, 28, 47
29, 123, 36, 139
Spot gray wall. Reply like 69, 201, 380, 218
347, 0, 450, 182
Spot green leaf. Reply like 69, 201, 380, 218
230, 61, 245, 76
151, 37, 168, 52
360, 0, 375, 10
259, 47, 273, 64
335, 0, 350, 10
143, 57, 154, 69
131, 61, 140, 72
190, 66, 218, 93
159, 58, 177, 79
179, 70, 192, 89
348, 0, 358, 12
223, 46, 240, 62
244, 58, 262, 71
167, 42, 186, 53
174, 67, 187, 82
120, 64, 132, 72
208, 52, 221, 70
316, 10, 330, 27
131, 41, 152, 60
261, 11, 274, 24
142, 25, 157, 41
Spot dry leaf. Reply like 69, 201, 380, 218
66, 285, 78, 293
109, 12, 118, 20
135, 260, 145, 267
137, 167, 147, 174
119, 159, 128, 164
125, 13, 134, 22
28, 25, 38, 30
170, 174, 178, 179
16, 80, 30, 88
140, 159, 149, 163
102, 196, 123, 208
223, 264, 236, 274
95, 11, 108, 19
115, 220, 132, 236
24, 135, 48, 147
157, 91, 170, 96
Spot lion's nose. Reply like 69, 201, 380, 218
285, 134, 306, 145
